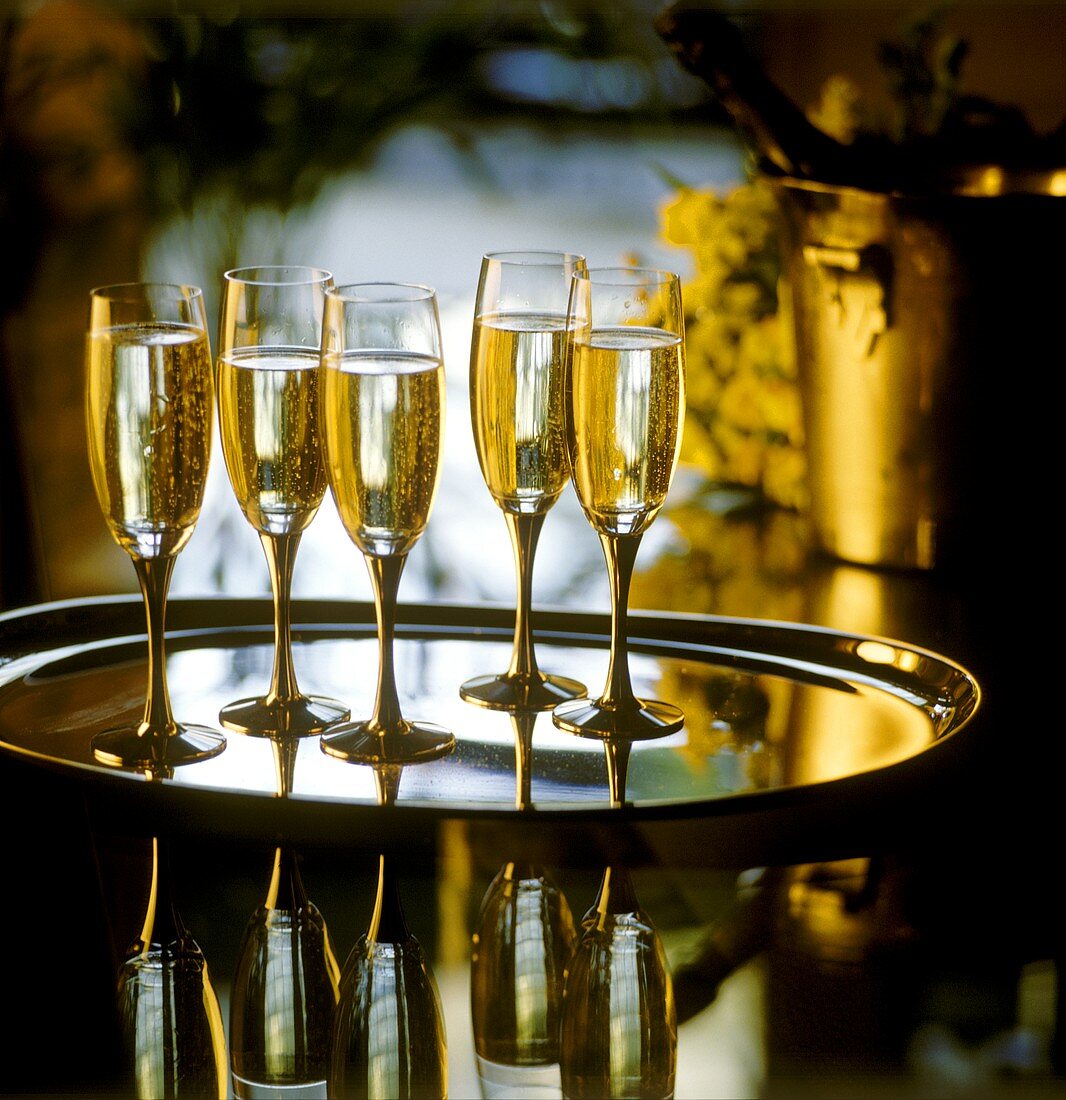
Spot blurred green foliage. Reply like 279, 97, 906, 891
124, 1, 714, 215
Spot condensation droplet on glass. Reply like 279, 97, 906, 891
613, 467, 622, 480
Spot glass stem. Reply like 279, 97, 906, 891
270, 736, 299, 798
604, 738, 632, 809
599, 532, 642, 710
262, 532, 302, 705
366, 553, 408, 737
373, 765, 404, 807
511, 709, 536, 811
504, 511, 546, 682
133, 555, 178, 743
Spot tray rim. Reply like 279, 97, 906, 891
0, 594, 982, 855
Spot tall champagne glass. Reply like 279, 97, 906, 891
559, 866, 677, 1099
229, 846, 341, 1099
116, 837, 228, 1099
216, 266, 350, 736
329, 855, 448, 1099
86, 282, 225, 768
471, 861, 577, 1096
460, 251, 587, 711
318, 284, 454, 765
552, 268, 686, 741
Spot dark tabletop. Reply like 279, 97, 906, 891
1, 503, 1060, 1099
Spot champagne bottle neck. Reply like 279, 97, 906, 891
656, 4, 869, 187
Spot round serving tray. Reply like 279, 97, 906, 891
0, 596, 980, 866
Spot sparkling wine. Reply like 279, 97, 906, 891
321, 351, 444, 557
86, 322, 213, 558
471, 312, 571, 515
567, 326, 684, 537
217, 349, 327, 537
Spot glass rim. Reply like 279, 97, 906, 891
483, 249, 586, 266
223, 265, 333, 287
327, 281, 437, 304
572, 266, 679, 287
89, 281, 205, 302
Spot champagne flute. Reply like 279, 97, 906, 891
229, 739, 340, 1098
86, 282, 225, 768
552, 268, 686, 741
229, 846, 341, 1099
115, 837, 228, 1099
318, 283, 454, 765
559, 866, 677, 1099
460, 251, 587, 711
471, 861, 577, 1096
329, 855, 448, 1099
216, 265, 350, 736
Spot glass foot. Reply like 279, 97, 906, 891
551, 697, 684, 741
92, 725, 226, 769
320, 720, 455, 765
460, 671, 587, 712
219, 694, 350, 737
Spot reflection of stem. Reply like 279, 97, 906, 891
505, 512, 546, 681
373, 765, 404, 807
604, 739, 632, 808
600, 533, 642, 709
271, 736, 299, 798
133, 555, 178, 746
511, 709, 537, 810
139, 835, 183, 954
367, 854, 409, 942
263, 532, 302, 705
366, 554, 407, 736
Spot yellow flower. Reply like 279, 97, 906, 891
719, 374, 764, 434
661, 187, 721, 246
807, 74, 864, 144
659, 177, 806, 510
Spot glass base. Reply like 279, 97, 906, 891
551, 697, 684, 741
475, 1055, 562, 1099
219, 694, 350, 737
460, 671, 587, 712
320, 720, 455, 765
231, 1073, 326, 1099
91, 724, 226, 769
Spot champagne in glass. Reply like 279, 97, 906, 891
552, 268, 686, 742
216, 266, 350, 737
86, 282, 225, 768
319, 283, 454, 766
461, 251, 587, 711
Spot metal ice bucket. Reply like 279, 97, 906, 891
773, 172, 1065, 571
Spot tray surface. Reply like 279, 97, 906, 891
0, 596, 979, 827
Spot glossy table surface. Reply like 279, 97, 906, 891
1, 506, 1060, 1099
0, 595, 978, 854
